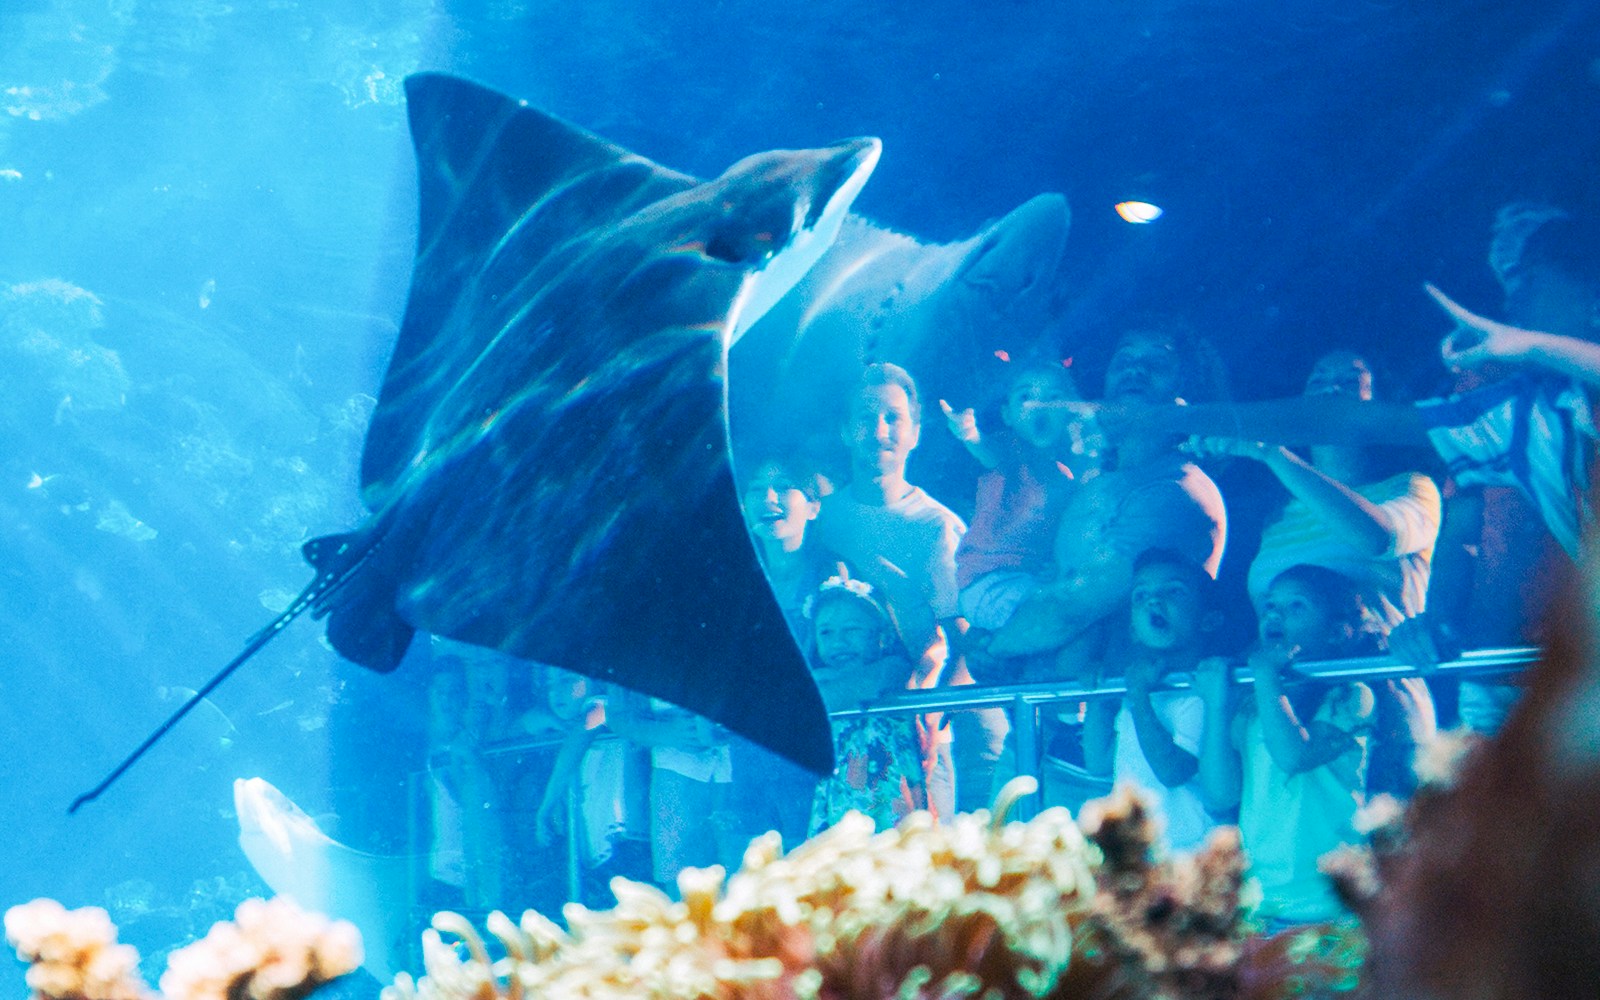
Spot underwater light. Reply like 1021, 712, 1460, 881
1114, 200, 1163, 223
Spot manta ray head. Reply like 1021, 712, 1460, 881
234, 776, 312, 856
699, 137, 882, 341
954, 192, 1070, 313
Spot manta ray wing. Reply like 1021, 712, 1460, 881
728, 192, 1070, 468
312, 75, 880, 774
360, 74, 701, 505
70, 77, 871, 812
234, 778, 415, 982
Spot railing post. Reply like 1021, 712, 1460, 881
1011, 693, 1039, 821
565, 779, 582, 906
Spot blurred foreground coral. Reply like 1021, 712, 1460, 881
6, 896, 361, 1000
384, 778, 1362, 1000
1341, 576, 1600, 1000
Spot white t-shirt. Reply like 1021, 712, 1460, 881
814, 484, 967, 619
1112, 688, 1215, 852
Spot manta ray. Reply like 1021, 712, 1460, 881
730, 194, 1070, 465
73, 74, 878, 810
234, 777, 415, 981
313, 72, 875, 771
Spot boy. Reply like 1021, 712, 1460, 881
1083, 548, 1221, 852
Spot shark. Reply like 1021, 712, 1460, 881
71, 73, 877, 812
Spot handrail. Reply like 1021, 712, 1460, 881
401, 646, 1539, 912
827, 645, 1538, 821
825, 645, 1541, 719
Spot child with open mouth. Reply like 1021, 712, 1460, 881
1196, 563, 1380, 928
1083, 548, 1224, 854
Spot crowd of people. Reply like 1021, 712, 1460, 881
420, 201, 1600, 929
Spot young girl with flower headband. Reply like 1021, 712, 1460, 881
805, 575, 928, 834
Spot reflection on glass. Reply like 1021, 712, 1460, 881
3, 4, 1595, 993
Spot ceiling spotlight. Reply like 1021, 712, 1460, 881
1115, 200, 1163, 224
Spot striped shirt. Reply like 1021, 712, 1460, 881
1416, 374, 1597, 559
1248, 471, 1441, 627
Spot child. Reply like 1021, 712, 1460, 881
941, 363, 1085, 631
1196, 563, 1377, 926
731, 458, 828, 849
1083, 549, 1221, 853
739, 458, 831, 642
532, 671, 652, 907
606, 689, 738, 892
806, 577, 928, 834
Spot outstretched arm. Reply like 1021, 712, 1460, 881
991, 477, 1221, 660
939, 399, 1000, 470
1186, 438, 1436, 558
1076, 394, 1429, 449
985, 558, 1131, 658
1433, 283, 1600, 389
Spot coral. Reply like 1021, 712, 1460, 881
382, 777, 1396, 1000
1354, 580, 1600, 1000
385, 777, 1113, 1000
5, 899, 146, 1000
158, 898, 362, 1000
1078, 785, 1249, 1000
6, 897, 361, 1000
20, 640, 1596, 1000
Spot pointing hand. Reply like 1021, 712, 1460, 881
1430, 283, 1537, 373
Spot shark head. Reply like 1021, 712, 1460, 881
703, 137, 882, 342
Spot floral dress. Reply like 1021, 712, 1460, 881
809, 714, 926, 834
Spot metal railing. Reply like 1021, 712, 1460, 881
828, 646, 1540, 817
407, 646, 1539, 912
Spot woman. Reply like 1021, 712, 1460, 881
1188, 349, 1440, 798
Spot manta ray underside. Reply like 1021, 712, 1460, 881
303, 74, 883, 773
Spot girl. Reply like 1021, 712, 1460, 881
1197, 564, 1377, 926
806, 577, 928, 834
1186, 350, 1438, 799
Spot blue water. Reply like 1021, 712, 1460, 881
2, 0, 1597, 992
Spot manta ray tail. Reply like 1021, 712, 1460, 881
69, 527, 389, 813
304, 529, 414, 673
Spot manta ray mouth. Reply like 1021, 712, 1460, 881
706, 224, 779, 266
